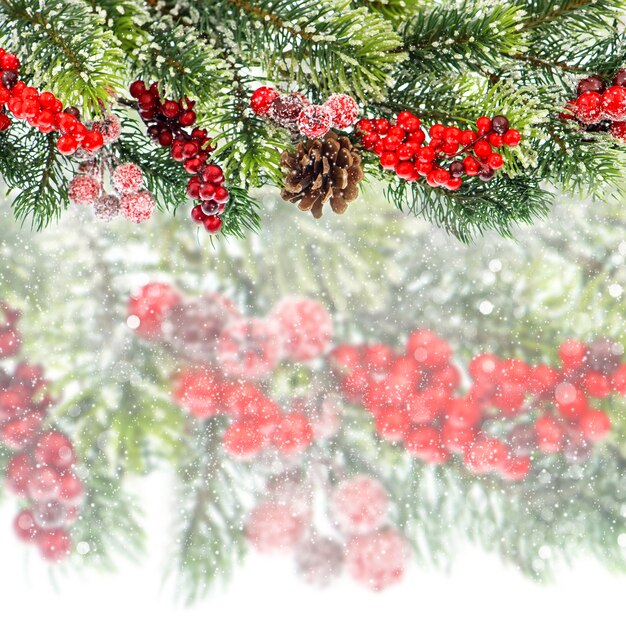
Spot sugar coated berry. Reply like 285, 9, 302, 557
91, 114, 122, 145
94, 194, 121, 221
331, 475, 389, 534
246, 501, 305, 553
324, 94, 359, 128
68, 175, 100, 205
602, 85, 626, 121
298, 104, 333, 138
120, 190, 155, 223
268, 93, 308, 131
250, 86, 280, 116
112, 163, 144, 193
345, 530, 408, 591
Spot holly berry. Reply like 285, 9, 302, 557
601, 86, 626, 121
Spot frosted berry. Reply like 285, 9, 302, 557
268, 93, 308, 131
34, 431, 75, 470
223, 422, 264, 458
331, 475, 389, 534
325, 94, 359, 128
575, 91, 603, 124
245, 501, 305, 553
91, 114, 122, 145
270, 412, 314, 456
68, 175, 100, 205
112, 163, 144, 193
345, 529, 408, 591
120, 190, 155, 223
93, 194, 121, 221
298, 104, 332, 138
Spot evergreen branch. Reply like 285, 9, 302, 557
0, 0, 126, 115
0, 124, 71, 229
386, 174, 553, 243
399, 0, 526, 74
205, 0, 405, 100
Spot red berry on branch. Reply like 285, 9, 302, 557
324, 93, 359, 128
503, 128, 521, 146
56, 135, 78, 155
298, 104, 332, 138
601, 85, 626, 121
250, 86, 280, 116
575, 91, 603, 124
476, 116, 492, 133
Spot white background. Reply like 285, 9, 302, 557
1, 473, 624, 625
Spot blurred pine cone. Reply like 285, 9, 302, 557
280, 132, 363, 218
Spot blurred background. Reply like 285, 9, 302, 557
1, 184, 625, 622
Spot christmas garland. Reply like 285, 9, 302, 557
1, 1, 626, 241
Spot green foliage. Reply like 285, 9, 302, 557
0, 0, 126, 115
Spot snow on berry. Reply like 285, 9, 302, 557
68, 175, 100, 205
298, 104, 333, 138
345, 529, 409, 591
216, 317, 281, 380
91, 114, 122, 145
93, 194, 120, 221
270, 412, 314, 457
270, 297, 333, 361
120, 190, 155, 223
325, 94, 359, 128
112, 163, 144, 194
250, 86, 280, 116
245, 501, 305, 553
331, 475, 389, 534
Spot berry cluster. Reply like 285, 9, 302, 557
0, 303, 84, 562
127, 283, 335, 457
566, 69, 626, 141
68, 122, 156, 223
355, 111, 521, 189
129, 81, 229, 233
332, 332, 624, 479
0, 48, 103, 155
245, 471, 408, 591
250, 87, 359, 138
128, 283, 333, 378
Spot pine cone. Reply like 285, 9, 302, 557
280, 131, 363, 218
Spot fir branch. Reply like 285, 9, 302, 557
205, 0, 405, 100
0, 123, 71, 230
0, 0, 126, 115
386, 174, 554, 242
399, 0, 526, 74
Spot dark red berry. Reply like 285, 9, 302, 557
491, 115, 510, 135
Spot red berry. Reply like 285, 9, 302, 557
395, 161, 415, 180
559, 338, 588, 369
429, 123, 445, 139
56, 135, 78, 155
37, 529, 72, 562
179, 110, 197, 126
161, 99, 180, 118
473, 140, 492, 158
82, 130, 104, 152
575, 91, 603, 124
397, 111, 421, 132
0, 53, 20, 71
250, 86, 280, 116
375, 408, 410, 441
601, 85, 626, 121
130, 80, 147, 98
579, 409, 611, 441
373, 118, 390, 135
488, 132, 504, 147
203, 215, 223, 233
460, 129, 477, 145
380, 151, 399, 170
355, 119, 373, 133
14, 509, 39, 542
476, 116, 492, 133
503, 128, 521, 146
488, 153, 504, 169
501, 456, 531, 481
463, 156, 480, 176
610, 120, 626, 141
